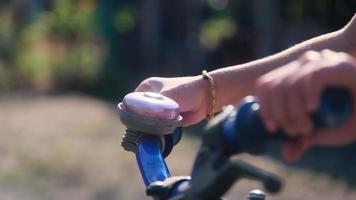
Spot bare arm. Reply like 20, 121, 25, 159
136, 14, 356, 126
210, 14, 356, 110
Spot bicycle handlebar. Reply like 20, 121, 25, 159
136, 136, 171, 186
135, 128, 182, 187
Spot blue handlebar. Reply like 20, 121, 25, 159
135, 128, 182, 187
136, 136, 171, 186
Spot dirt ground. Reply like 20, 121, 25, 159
0, 94, 355, 200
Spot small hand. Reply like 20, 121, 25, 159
256, 50, 356, 162
135, 76, 210, 126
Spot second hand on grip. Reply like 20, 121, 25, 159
220, 87, 353, 155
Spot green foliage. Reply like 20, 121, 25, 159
114, 5, 137, 34
50, 0, 95, 38
200, 16, 236, 50
0, 0, 107, 92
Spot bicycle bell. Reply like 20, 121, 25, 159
117, 92, 182, 155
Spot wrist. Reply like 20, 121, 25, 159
340, 14, 356, 57
195, 72, 218, 119
192, 74, 211, 117
201, 70, 230, 113
343, 14, 356, 36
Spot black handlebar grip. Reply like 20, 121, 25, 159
221, 87, 353, 155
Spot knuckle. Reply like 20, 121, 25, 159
256, 78, 269, 90
136, 77, 158, 91
320, 49, 333, 55
300, 50, 320, 63
257, 81, 273, 97
140, 78, 152, 86
338, 52, 353, 60
143, 77, 158, 84
140, 81, 152, 90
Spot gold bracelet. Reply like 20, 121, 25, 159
202, 70, 216, 120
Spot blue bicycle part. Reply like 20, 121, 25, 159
135, 127, 182, 187
136, 135, 171, 186
118, 87, 353, 200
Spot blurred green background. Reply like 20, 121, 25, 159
1, 0, 354, 98
0, 0, 355, 199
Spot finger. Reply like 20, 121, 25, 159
286, 77, 313, 135
298, 50, 321, 65
297, 62, 321, 113
135, 78, 164, 93
256, 80, 277, 133
180, 109, 206, 127
135, 82, 153, 92
320, 49, 350, 63
304, 61, 356, 112
312, 116, 356, 146
282, 137, 315, 163
269, 81, 291, 134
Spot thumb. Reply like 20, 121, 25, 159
135, 79, 164, 93
282, 136, 315, 163
180, 109, 206, 127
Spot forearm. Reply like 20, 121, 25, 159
208, 20, 355, 111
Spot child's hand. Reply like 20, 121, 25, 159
256, 50, 356, 162
135, 76, 210, 126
